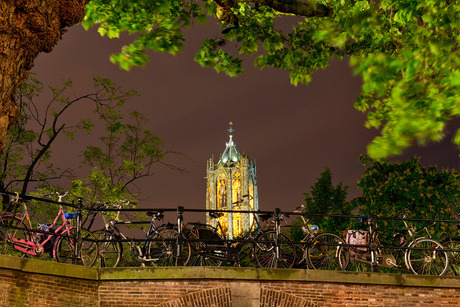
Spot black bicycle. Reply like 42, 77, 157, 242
85, 203, 191, 267
186, 209, 296, 268
440, 212, 460, 276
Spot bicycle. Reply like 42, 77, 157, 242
186, 207, 296, 268
84, 203, 191, 267
294, 205, 348, 271
186, 195, 264, 267
0, 193, 98, 266
342, 210, 449, 275
251, 209, 296, 268
440, 212, 460, 276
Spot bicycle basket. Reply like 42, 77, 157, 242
345, 230, 369, 254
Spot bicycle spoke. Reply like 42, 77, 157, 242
441, 238, 460, 276
407, 239, 448, 276
307, 233, 347, 271
55, 228, 99, 266
149, 229, 190, 267
254, 231, 295, 268
91, 230, 123, 268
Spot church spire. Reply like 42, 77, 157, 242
220, 122, 241, 163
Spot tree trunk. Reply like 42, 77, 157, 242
0, 0, 88, 154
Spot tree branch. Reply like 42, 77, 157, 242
215, 0, 331, 18
251, 0, 331, 17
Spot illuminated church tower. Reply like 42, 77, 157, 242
206, 123, 258, 238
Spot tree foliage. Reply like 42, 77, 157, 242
354, 155, 460, 240
1, 76, 172, 213
71, 110, 170, 205
291, 168, 350, 241
83, 0, 460, 158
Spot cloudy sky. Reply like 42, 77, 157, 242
30, 21, 459, 221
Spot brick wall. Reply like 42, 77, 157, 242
97, 279, 460, 306
1, 256, 460, 307
260, 281, 460, 306
0, 268, 98, 307
99, 281, 231, 306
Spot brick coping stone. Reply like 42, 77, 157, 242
1, 254, 459, 288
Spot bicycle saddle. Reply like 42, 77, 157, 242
147, 211, 164, 220
209, 211, 224, 219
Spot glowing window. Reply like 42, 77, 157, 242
216, 174, 227, 209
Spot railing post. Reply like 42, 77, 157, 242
74, 197, 83, 265
176, 206, 184, 265
274, 208, 281, 268
368, 213, 377, 272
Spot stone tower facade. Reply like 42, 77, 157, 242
206, 123, 258, 238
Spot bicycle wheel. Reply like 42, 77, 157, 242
54, 228, 99, 266
0, 215, 31, 257
441, 238, 460, 276
306, 233, 348, 271
187, 251, 223, 266
234, 242, 256, 267
187, 227, 224, 266
148, 228, 191, 266
91, 229, 123, 268
406, 238, 449, 275
254, 231, 296, 268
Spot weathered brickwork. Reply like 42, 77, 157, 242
261, 281, 460, 306
99, 281, 231, 307
260, 288, 318, 307
0, 268, 98, 307
159, 285, 231, 307
1, 256, 460, 307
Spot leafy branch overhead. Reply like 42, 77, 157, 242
83, 0, 460, 158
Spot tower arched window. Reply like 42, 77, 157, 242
216, 173, 227, 209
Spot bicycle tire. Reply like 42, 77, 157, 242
91, 229, 123, 268
147, 228, 191, 266
254, 230, 296, 268
306, 233, 348, 271
54, 228, 99, 266
441, 238, 460, 276
234, 242, 256, 267
187, 227, 225, 267
406, 238, 449, 275
0, 215, 31, 257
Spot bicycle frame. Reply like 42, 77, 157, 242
350, 213, 445, 273
94, 207, 168, 263
5, 200, 74, 258
187, 211, 272, 265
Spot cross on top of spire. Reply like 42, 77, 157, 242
227, 121, 234, 135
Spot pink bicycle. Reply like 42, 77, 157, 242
0, 193, 98, 266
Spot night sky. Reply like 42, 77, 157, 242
30, 22, 459, 221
